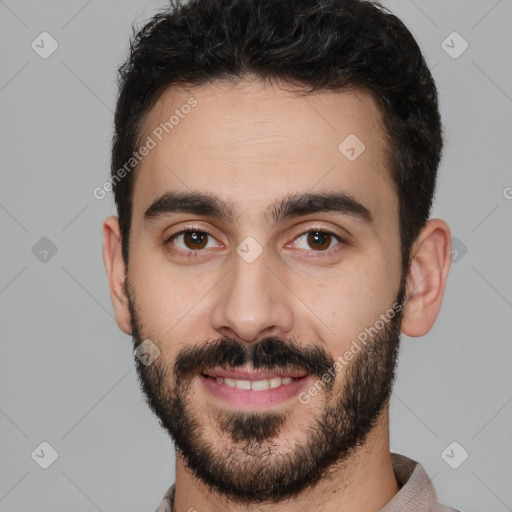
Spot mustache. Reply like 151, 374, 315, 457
173, 336, 336, 382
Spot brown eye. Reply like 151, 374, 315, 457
182, 231, 209, 250
165, 229, 218, 257
292, 230, 343, 252
306, 231, 332, 250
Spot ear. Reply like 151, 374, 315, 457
102, 215, 132, 335
401, 218, 452, 337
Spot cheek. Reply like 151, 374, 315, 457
303, 261, 393, 354
129, 248, 219, 337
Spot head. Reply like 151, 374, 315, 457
103, 0, 451, 504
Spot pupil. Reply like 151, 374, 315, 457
309, 231, 330, 250
191, 232, 202, 243
187, 232, 206, 248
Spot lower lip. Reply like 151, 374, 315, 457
200, 374, 311, 410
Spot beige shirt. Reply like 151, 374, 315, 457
155, 452, 461, 512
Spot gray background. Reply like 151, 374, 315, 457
1, 1, 511, 511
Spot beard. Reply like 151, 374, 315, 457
126, 274, 406, 505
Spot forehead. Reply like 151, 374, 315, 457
132, 79, 396, 230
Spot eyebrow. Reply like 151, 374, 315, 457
143, 190, 374, 228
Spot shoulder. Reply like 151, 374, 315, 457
154, 483, 175, 512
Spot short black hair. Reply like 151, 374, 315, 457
111, 0, 444, 279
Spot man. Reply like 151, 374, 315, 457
102, 0, 459, 510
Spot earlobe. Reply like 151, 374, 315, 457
102, 215, 132, 335
400, 218, 452, 337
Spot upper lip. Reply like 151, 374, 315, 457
202, 366, 308, 381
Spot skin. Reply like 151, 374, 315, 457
103, 78, 451, 512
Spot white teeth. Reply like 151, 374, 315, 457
269, 378, 282, 388
235, 379, 251, 390
215, 376, 295, 391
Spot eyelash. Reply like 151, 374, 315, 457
164, 226, 346, 259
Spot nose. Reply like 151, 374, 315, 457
211, 249, 294, 344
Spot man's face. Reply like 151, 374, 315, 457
125, 80, 405, 503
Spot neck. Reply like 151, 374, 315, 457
173, 407, 399, 512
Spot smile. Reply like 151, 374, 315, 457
200, 373, 311, 409
203, 374, 301, 391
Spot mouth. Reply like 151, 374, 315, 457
202, 373, 306, 389
200, 366, 310, 409
203, 366, 307, 383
